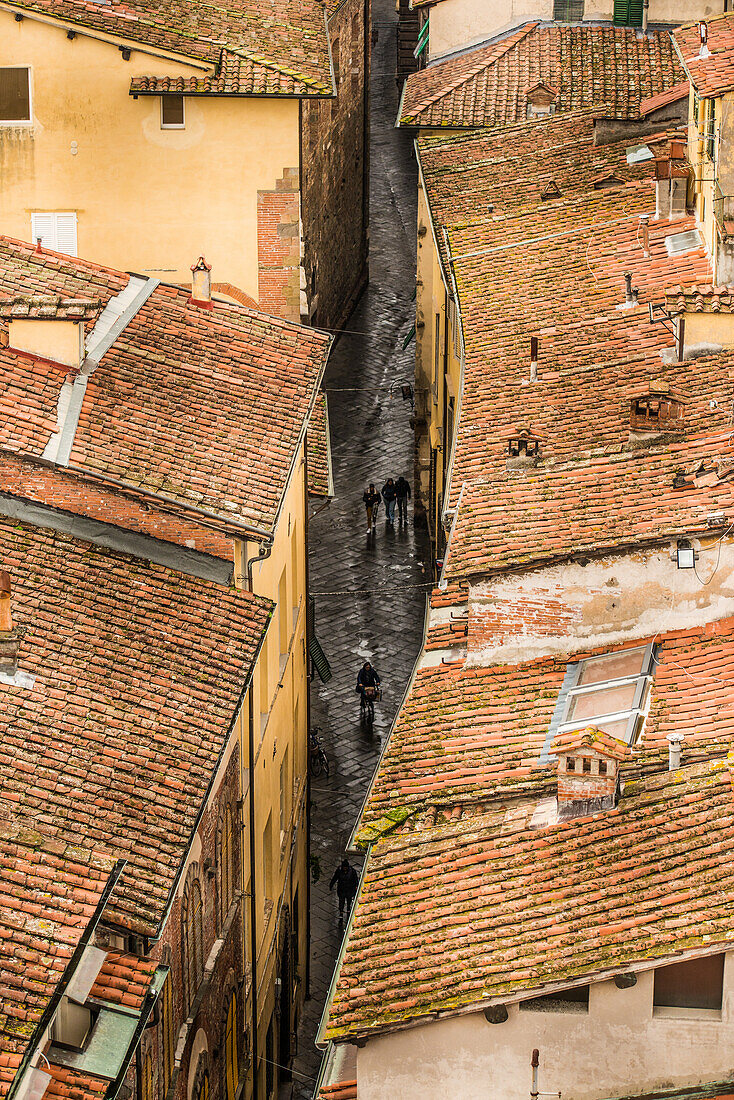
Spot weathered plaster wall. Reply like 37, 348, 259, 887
357, 956, 734, 1100
467, 537, 734, 666
0, 12, 300, 301
427, 0, 723, 60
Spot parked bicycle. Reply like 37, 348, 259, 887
309, 727, 330, 778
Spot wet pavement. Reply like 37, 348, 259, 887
290, 3, 429, 1095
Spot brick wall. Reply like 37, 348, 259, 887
469, 588, 582, 652
258, 169, 302, 323
300, 0, 370, 331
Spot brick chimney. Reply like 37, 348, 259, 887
190, 257, 212, 308
551, 727, 629, 820
0, 570, 19, 673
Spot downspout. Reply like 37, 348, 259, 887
304, 451, 312, 1000
642, 0, 649, 33
246, 539, 273, 1099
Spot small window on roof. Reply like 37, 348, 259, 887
558, 644, 656, 745
665, 230, 701, 256
161, 95, 185, 129
541, 180, 562, 201
508, 431, 541, 458
593, 174, 624, 190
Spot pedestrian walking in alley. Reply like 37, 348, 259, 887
395, 475, 411, 524
329, 858, 359, 918
363, 483, 381, 533
381, 477, 397, 523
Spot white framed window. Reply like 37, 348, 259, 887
0, 66, 31, 124
160, 95, 185, 129
30, 212, 78, 256
557, 643, 656, 745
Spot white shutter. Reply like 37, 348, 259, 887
54, 213, 78, 256
30, 212, 77, 255
30, 212, 55, 249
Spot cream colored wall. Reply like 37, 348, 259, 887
427, 0, 722, 60
357, 954, 734, 1100
0, 12, 300, 298
237, 443, 309, 1100
8, 317, 82, 366
465, 536, 734, 666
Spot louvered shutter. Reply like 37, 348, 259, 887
30, 212, 55, 249
54, 213, 78, 256
613, 0, 642, 25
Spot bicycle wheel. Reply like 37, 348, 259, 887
321, 751, 330, 778
310, 754, 323, 778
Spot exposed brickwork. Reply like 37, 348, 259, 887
468, 590, 581, 650
212, 282, 259, 311
301, 0, 370, 330
258, 169, 302, 323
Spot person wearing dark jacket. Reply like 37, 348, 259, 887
362, 484, 381, 533
329, 858, 359, 917
381, 478, 397, 524
355, 661, 381, 698
395, 476, 411, 524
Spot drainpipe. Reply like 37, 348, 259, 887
642, 0, 649, 33
246, 538, 273, 1100
304, 453, 312, 1001
531, 1049, 540, 1100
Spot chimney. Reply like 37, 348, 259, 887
190, 257, 212, 307
552, 727, 629, 819
530, 336, 538, 383
622, 272, 639, 308
698, 20, 711, 60
639, 215, 651, 259
0, 570, 19, 673
667, 731, 684, 770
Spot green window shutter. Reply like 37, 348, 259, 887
553, 0, 584, 18
613, 0, 642, 25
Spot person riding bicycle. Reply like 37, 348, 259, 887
356, 661, 381, 703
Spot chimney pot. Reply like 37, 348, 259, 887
639, 215, 650, 259
667, 731, 684, 770
191, 256, 212, 306
552, 727, 629, 819
530, 336, 539, 383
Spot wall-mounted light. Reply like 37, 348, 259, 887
676, 539, 696, 569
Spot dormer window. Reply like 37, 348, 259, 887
630, 393, 686, 432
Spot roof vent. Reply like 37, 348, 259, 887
552, 727, 629, 820
698, 20, 711, 60
0, 570, 19, 674
629, 385, 687, 435
540, 180, 562, 201
525, 81, 557, 119
507, 427, 542, 469
593, 174, 624, 191
617, 272, 639, 310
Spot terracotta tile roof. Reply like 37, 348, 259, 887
445, 434, 734, 581
327, 756, 734, 1040
10, 0, 333, 97
0, 1054, 22, 1100
399, 24, 683, 128
43, 1066, 108, 1100
423, 615, 467, 651
416, 115, 717, 511
0, 515, 271, 934
552, 726, 629, 760
665, 284, 734, 313
88, 951, 159, 1011
0, 237, 331, 535
0, 451, 233, 561
357, 617, 734, 837
307, 393, 333, 497
638, 81, 690, 116
429, 580, 468, 608
673, 14, 734, 98
0, 296, 101, 322
318, 1084, 358, 1100
0, 815, 116, 1059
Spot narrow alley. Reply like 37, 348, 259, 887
291, 3, 429, 1092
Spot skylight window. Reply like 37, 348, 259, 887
626, 144, 654, 165
665, 230, 701, 256
557, 643, 657, 745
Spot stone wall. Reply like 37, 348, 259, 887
301, 0, 370, 332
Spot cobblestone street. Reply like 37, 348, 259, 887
291, 3, 429, 1093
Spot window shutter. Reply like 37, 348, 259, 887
54, 213, 78, 256
30, 212, 55, 249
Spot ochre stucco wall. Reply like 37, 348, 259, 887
357, 955, 734, 1100
0, 12, 300, 300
